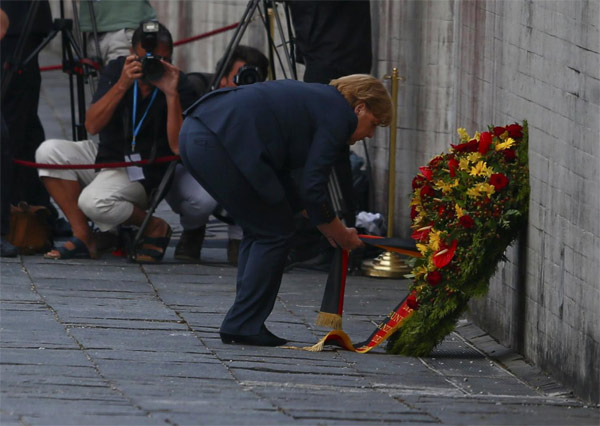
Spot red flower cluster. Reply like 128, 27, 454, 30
459, 215, 475, 228
450, 139, 478, 152
490, 173, 509, 191
432, 239, 458, 269
427, 270, 443, 286
494, 124, 523, 139
478, 132, 493, 154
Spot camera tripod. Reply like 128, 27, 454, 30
1, 0, 99, 141
210, 0, 298, 90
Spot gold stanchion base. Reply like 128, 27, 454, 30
361, 251, 411, 278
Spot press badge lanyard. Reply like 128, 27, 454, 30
131, 83, 159, 153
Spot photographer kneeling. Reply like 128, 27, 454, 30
77, 20, 196, 262
180, 74, 393, 346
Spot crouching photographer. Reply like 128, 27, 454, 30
76, 20, 196, 262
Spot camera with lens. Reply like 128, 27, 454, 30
233, 65, 262, 86
140, 21, 164, 82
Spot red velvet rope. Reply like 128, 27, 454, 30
13, 155, 180, 170
39, 22, 240, 72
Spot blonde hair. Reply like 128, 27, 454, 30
330, 74, 393, 126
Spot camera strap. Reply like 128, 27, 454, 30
131, 83, 159, 153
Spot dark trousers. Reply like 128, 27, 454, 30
1, 116, 12, 235
179, 118, 295, 335
1, 36, 51, 208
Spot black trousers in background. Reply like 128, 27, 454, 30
179, 117, 295, 336
1, 116, 13, 236
1, 36, 52, 208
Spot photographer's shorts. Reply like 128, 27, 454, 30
36, 139, 98, 186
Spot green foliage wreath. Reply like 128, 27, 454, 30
387, 121, 530, 356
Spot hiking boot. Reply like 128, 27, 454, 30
227, 238, 241, 266
174, 226, 206, 261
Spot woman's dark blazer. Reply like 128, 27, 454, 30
184, 79, 358, 226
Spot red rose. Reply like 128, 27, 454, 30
419, 166, 433, 181
493, 126, 507, 138
459, 215, 475, 228
478, 132, 492, 154
412, 175, 426, 189
490, 173, 509, 191
506, 124, 523, 139
420, 185, 435, 198
406, 291, 420, 310
448, 158, 459, 177
429, 156, 443, 168
427, 270, 443, 286
503, 149, 516, 161
451, 139, 478, 152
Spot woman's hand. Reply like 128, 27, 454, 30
317, 217, 364, 251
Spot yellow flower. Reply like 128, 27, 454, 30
428, 230, 443, 252
457, 127, 469, 141
414, 265, 429, 278
466, 186, 480, 198
416, 243, 429, 256
466, 182, 496, 198
434, 178, 458, 194
467, 152, 482, 163
495, 137, 516, 151
478, 182, 496, 197
474, 131, 481, 141
459, 157, 471, 171
455, 204, 465, 218
469, 161, 493, 177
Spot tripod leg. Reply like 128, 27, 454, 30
210, 0, 261, 90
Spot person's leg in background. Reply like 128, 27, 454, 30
1, 36, 53, 212
78, 168, 171, 263
1, 115, 17, 257
165, 163, 217, 262
36, 139, 105, 259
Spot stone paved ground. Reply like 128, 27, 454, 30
2, 210, 599, 425
1, 49, 598, 426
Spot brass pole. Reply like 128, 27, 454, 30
386, 68, 400, 237
361, 68, 409, 278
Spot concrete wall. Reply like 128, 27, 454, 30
452, 0, 599, 404
51, 0, 598, 403
370, 0, 599, 404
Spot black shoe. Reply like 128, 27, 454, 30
220, 328, 287, 347
1, 237, 18, 257
174, 226, 206, 261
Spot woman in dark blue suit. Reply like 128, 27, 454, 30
179, 74, 393, 346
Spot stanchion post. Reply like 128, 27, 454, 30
386, 68, 400, 238
361, 67, 410, 278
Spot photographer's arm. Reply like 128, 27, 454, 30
86, 55, 141, 135
153, 61, 182, 154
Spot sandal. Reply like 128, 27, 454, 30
132, 225, 172, 263
44, 237, 91, 260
